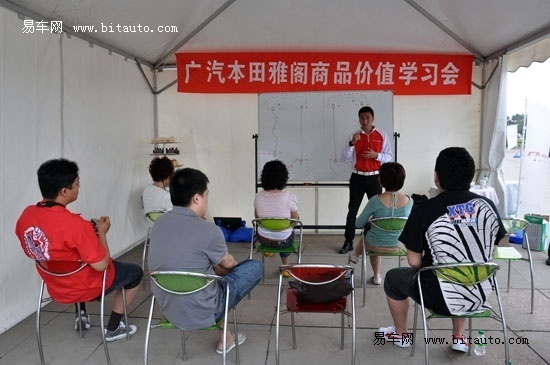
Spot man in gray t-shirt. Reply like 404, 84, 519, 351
149, 168, 263, 354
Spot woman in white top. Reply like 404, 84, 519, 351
254, 160, 299, 274
142, 157, 174, 214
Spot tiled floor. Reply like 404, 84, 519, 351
1, 235, 549, 364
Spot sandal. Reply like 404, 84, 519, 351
216, 332, 246, 354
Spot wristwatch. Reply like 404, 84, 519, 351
348, 141, 355, 147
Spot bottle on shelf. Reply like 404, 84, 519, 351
474, 329, 486, 356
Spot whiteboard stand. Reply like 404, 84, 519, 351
253, 133, 259, 194
393, 132, 400, 162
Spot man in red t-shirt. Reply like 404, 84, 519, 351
15, 158, 143, 342
340, 106, 393, 254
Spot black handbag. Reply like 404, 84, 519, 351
289, 278, 352, 303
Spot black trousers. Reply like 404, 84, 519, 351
344, 173, 382, 243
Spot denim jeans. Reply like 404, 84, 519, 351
256, 231, 295, 258
214, 259, 263, 321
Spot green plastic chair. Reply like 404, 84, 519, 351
35, 261, 129, 365
360, 217, 408, 306
493, 218, 534, 313
249, 217, 303, 281
411, 262, 509, 365
141, 210, 166, 271
145, 271, 240, 365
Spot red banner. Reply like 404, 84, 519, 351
176, 52, 473, 95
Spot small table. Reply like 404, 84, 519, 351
470, 185, 499, 205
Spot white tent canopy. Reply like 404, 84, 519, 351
4, 0, 550, 68
1, 0, 549, 334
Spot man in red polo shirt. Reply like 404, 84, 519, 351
15, 158, 143, 342
339, 106, 393, 254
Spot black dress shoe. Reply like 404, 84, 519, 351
339, 241, 353, 254
546, 257, 550, 266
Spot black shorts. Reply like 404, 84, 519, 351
384, 267, 450, 316
102, 261, 143, 297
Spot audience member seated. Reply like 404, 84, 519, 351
379, 147, 505, 351
142, 157, 174, 214
15, 159, 143, 341
348, 162, 413, 285
254, 160, 300, 277
148, 167, 262, 354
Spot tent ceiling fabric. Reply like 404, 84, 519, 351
7, 0, 550, 67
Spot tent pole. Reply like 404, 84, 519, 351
153, 71, 158, 138
154, 0, 237, 70
479, 62, 487, 180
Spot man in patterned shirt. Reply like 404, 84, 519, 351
379, 147, 506, 351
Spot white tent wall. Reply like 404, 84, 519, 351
157, 71, 257, 223
0, 7, 63, 334
157, 67, 483, 226
0, 7, 153, 333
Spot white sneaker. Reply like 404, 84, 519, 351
372, 276, 382, 285
216, 332, 246, 355
104, 322, 137, 342
376, 325, 412, 348
451, 335, 469, 353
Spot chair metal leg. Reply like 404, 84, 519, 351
494, 278, 510, 364
361, 242, 367, 307
275, 272, 284, 365
101, 271, 112, 365
144, 296, 155, 365
76, 302, 83, 339
467, 318, 472, 356
351, 283, 356, 365
417, 277, 430, 365
506, 260, 511, 293
180, 330, 187, 362
142, 228, 150, 289
122, 288, 130, 340
290, 312, 297, 349
296, 226, 303, 263
525, 234, 535, 314
141, 227, 150, 271
261, 252, 266, 284
233, 308, 240, 364
340, 312, 345, 350
37, 281, 46, 365
410, 302, 417, 357
222, 285, 230, 365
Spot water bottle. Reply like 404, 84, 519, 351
474, 330, 486, 356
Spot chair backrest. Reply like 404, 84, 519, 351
146, 211, 166, 225
284, 264, 351, 286
368, 217, 408, 232
149, 271, 221, 295
427, 262, 500, 286
254, 217, 301, 232
35, 260, 87, 277
501, 218, 529, 235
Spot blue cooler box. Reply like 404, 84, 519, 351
509, 230, 523, 244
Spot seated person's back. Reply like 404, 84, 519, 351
148, 167, 262, 353
142, 157, 174, 214
254, 160, 299, 269
355, 162, 413, 247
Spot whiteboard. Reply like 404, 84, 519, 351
258, 91, 394, 182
